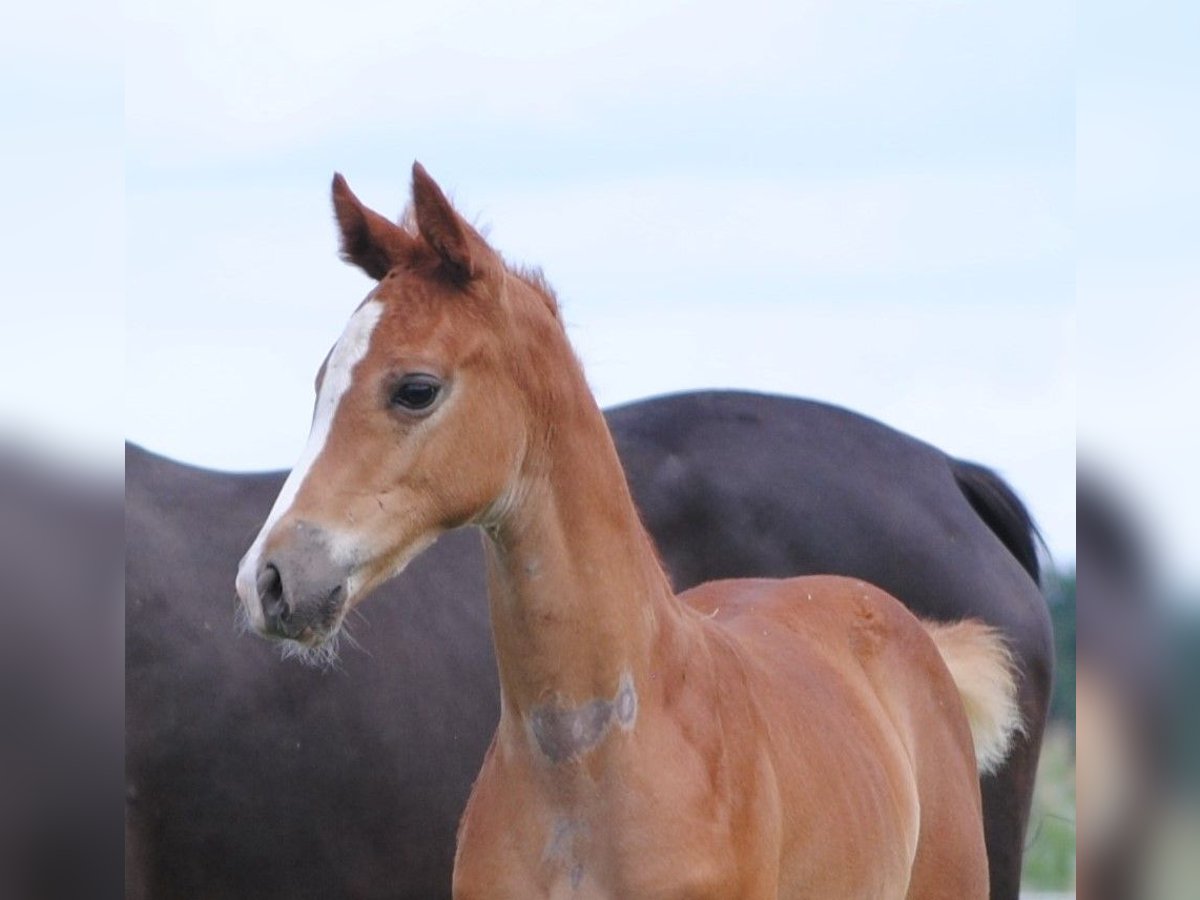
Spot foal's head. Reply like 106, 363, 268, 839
235, 164, 572, 651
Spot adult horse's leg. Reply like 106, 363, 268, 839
953, 460, 1055, 900
981, 650, 1052, 899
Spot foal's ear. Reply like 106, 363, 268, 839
411, 162, 488, 281
331, 173, 415, 281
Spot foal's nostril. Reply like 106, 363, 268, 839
257, 563, 289, 624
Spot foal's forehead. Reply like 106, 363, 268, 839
369, 270, 498, 345
372, 265, 467, 310
322, 277, 474, 379
318, 298, 386, 388
337, 278, 429, 346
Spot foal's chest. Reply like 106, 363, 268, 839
452, 753, 753, 900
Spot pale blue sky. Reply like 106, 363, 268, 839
1077, 1, 1200, 594
3, 1, 1089, 572
121, 0, 1077, 567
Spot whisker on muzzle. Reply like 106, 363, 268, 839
339, 620, 370, 658
279, 631, 344, 671
233, 597, 252, 635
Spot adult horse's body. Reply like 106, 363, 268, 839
217, 165, 1042, 898
126, 387, 1047, 898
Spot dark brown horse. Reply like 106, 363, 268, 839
128, 383, 1048, 897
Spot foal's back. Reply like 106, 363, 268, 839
681, 575, 990, 899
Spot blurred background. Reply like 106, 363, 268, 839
1076, 1, 1200, 898
4, 0, 1198, 896
1, 1, 125, 898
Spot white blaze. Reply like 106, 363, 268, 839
235, 299, 385, 627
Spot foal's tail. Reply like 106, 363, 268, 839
924, 620, 1022, 775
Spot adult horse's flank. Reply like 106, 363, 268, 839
234, 165, 1022, 898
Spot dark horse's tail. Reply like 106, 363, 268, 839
952, 460, 1041, 586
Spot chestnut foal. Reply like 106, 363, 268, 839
235, 164, 1021, 899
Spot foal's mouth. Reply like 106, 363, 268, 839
264, 609, 355, 669
266, 599, 347, 646
235, 586, 350, 657
272, 622, 327, 646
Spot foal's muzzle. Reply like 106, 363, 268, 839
247, 522, 351, 643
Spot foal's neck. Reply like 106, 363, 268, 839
482, 389, 676, 737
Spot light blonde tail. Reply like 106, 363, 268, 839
924, 620, 1022, 774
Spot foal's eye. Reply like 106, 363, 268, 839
390, 374, 442, 412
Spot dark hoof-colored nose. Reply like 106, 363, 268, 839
257, 563, 291, 631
